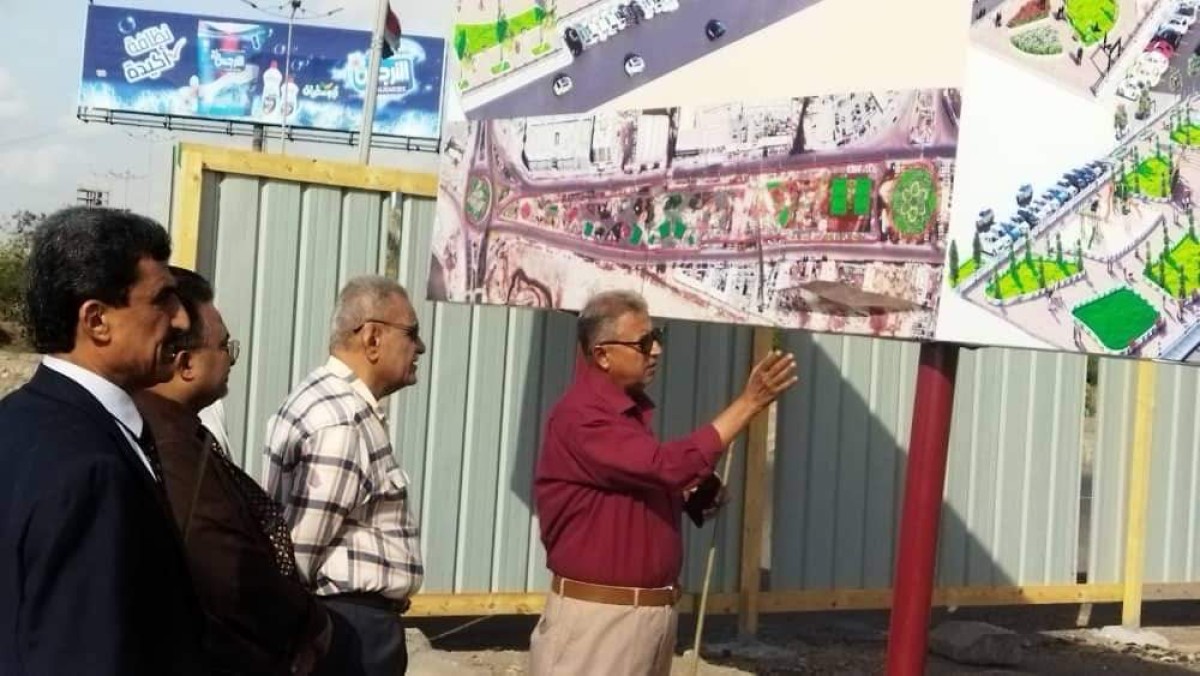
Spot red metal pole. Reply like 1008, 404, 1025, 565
885, 341, 960, 676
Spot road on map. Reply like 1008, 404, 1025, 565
1151, 17, 1200, 96
468, 0, 821, 119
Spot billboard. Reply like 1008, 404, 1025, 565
430, 90, 959, 343
78, 4, 446, 140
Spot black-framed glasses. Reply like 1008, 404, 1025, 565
354, 318, 421, 341
598, 327, 664, 355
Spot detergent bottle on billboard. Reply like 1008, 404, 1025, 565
261, 60, 282, 119
283, 75, 300, 124
196, 20, 265, 118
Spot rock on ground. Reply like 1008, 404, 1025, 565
929, 620, 1024, 667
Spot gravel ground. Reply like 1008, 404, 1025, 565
0, 350, 38, 397
409, 604, 1200, 675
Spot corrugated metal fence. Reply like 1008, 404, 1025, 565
173, 143, 1200, 619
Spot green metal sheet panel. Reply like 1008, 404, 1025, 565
771, 337, 1086, 593
243, 181, 301, 482
292, 187, 342, 381
211, 175, 260, 467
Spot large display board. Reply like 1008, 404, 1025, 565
427, 0, 1200, 364
78, 4, 446, 141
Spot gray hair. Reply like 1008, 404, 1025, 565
577, 289, 648, 355
329, 275, 411, 350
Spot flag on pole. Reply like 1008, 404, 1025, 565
381, 3, 402, 59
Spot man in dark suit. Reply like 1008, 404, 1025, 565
135, 267, 333, 675
0, 207, 208, 675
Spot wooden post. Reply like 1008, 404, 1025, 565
170, 144, 204, 269
1122, 359, 1157, 628
689, 326, 775, 676
737, 327, 775, 637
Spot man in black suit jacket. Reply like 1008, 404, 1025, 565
0, 207, 209, 675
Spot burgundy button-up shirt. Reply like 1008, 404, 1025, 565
534, 358, 725, 588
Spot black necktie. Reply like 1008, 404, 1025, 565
137, 425, 165, 483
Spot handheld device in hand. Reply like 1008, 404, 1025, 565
683, 474, 722, 527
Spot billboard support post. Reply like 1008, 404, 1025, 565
279, 0, 299, 154
358, 0, 390, 164
885, 341, 960, 676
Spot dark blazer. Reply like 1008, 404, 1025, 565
0, 365, 209, 676
135, 391, 325, 676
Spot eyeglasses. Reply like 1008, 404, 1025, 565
354, 318, 421, 341
223, 338, 241, 366
598, 327, 664, 355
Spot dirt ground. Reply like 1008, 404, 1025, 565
408, 603, 1200, 675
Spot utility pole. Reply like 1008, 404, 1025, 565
279, 0, 301, 154
358, 0, 391, 164
237, 0, 342, 153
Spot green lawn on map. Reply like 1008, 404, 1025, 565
1124, 156, 1172, 199
830, 177, 849, 216
951, 257, 980, 287
1072, 287, 1158, 351
1172, 123, 1200, 146
1145, 234, 1200, 298
892, 168, 937, 235
985, 257, 1079, 300
455, 6, 545, 60
1065, 0, 1117, 45
854, 176, 873, 215
630, 225, 644, 245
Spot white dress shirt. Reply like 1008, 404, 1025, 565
41, 356, 159, 481
198, 399, 231, 456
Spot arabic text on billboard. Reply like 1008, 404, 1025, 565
79, 4, 445, 140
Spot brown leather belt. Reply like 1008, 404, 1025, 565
551, 575, 681, 607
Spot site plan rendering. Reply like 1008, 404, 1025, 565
946, 92, 1200, 360
970, 0, 1172, 97
431, 88, 960, 340
453, 0, 824, 119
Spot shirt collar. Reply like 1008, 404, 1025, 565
576, 360, 655, 415
41, 355, 144, 437
326, 356, 387, 417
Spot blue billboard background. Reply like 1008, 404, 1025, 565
79, 4, 445, 140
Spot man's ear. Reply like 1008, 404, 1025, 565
591, 345, 610, 371
78, 300, 111, 345
361, 324, 383, 363
175, 349, 196, 382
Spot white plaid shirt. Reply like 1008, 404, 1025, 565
262, 357, 423, 601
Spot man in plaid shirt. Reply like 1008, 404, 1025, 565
263, 276, 425, 676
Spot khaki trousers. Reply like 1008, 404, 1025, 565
529, 591, 678, 676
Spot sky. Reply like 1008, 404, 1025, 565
0, 0, 455, 225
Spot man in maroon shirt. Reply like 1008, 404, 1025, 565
530, 290, 798, 675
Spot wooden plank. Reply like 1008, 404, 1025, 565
1122, 360, 1158, 628
404, 584, 1131, 618
180, 142, 437, 196
170, 146, 204, 268
737, 328, 775, 637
